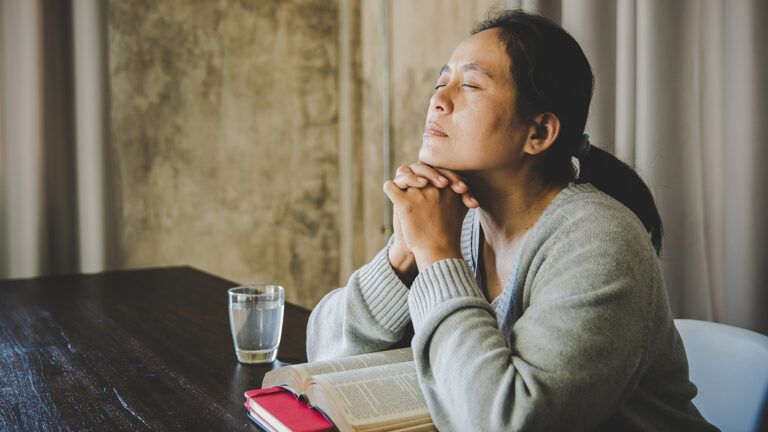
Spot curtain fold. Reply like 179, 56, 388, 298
721, 0, 768, 333
72, 0, 120, 274
0, 0, 117, 278
1, 0, 47, 278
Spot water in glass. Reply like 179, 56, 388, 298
228, 285, 284, 364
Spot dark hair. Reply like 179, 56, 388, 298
473, 10, 664, 255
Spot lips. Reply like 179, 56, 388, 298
423, 122, 448, 137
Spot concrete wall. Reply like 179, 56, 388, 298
109, 0, 340, 308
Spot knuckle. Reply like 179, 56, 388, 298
410, 162, 427, 172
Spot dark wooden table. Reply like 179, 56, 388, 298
0, 266, 311, 431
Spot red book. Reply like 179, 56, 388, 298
244, 387, 335, 432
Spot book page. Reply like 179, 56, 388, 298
300, 348, 413, 377
307, 361, 432, 428
262, 348, 413, 393
262, 365, 312, 393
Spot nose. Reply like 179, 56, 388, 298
430, 86, 454, 115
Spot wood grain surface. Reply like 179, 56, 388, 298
0, 266, 310, 431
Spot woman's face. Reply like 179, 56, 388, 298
419, 29, 526, 172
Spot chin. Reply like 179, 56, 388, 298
418, 145, 459, 171
418, 144, 442, 166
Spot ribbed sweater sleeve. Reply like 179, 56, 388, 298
306, 242, 412, 362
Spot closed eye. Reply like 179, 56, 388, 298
434, 84, 479, 90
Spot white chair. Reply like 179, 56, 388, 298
675, 319, 768, 432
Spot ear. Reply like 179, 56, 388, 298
523, 113, 560, 155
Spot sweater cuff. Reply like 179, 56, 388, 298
357, 246, 411, 333
408, 258, 485, 328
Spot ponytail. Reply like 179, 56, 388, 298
575, 145, 664, 255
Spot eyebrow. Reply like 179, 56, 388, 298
439, 63, 493, 79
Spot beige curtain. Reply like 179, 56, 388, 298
498, 0, 767, 333
0, 0, 118, 278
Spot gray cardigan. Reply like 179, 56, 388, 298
307, 182, 716, 431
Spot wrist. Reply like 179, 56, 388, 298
412, 246, 462, 271
388, 244, 417, 284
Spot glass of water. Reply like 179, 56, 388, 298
228, 285, 285, 364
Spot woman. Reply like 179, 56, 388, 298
307, 10, 716, 431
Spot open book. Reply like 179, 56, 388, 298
261, 348, 436, 432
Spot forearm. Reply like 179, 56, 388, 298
306, 246, 412, 362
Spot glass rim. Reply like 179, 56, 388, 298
228, 284, 284, 296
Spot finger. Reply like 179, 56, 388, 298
408, 162, 450, 188
432, 167, 469, 194
383, 180, 408, 206
447, 176, 469, 194
462, 193, 479, 208
411, 162, 470, 193
393, 173, 428, 189
395, 165, 415, 177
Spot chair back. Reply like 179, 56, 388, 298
675, 319, 768, 432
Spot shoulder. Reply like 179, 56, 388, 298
540, 182, 653, 254
528, 183, 667, 330
526, 183, 662, 297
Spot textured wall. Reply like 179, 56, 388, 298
108, 0, 339, 308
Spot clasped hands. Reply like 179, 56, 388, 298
383, 162, 479, 281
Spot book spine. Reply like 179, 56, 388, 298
283, 388, 338, 432
310, 405, 339, 432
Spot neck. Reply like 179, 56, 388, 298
465, 166, 567, 251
